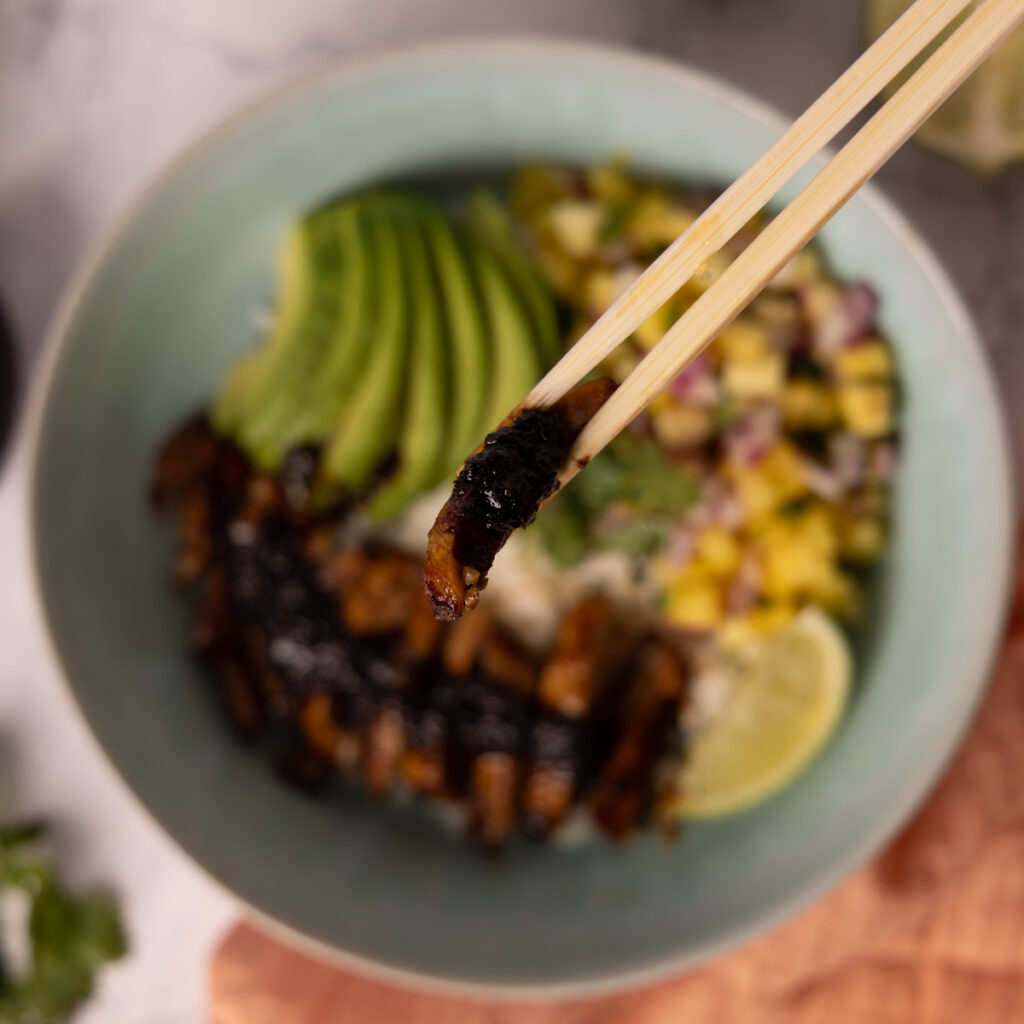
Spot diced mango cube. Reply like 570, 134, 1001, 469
548, 199, 604, 258
716, 320, 769, 362
839, 382, 893, 437
802, 281, 841, 322
648, 392, 675, 416
511, 165, 572, 220
634, 306, 675, 351
718, 615, 758, 650
723, 350, 785, 398
839, 515, 888, 563
810, 571, 862, 622
665, 578, 724, 631
836, 340, 893, 381
650, 555, 691, 589
586, 163, 636, 206
627, 190, 696, 251
582, 268, 619, 314
599, 344, 640, 384
748, 600, 799, 634
536, 243, 582, 298
761, 443, 808, 504
651, 402, 714, 449
760, 533, 828, 600
794, 503, 838, 557
782, 379, 838, 430
684, 252, 731, 296
770, 248, 822, 289
695, 526, 742, 577
726, 462, 779, 522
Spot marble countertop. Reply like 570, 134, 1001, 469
1, 2, 1021, 1020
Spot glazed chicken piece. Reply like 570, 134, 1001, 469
423, 378, 615, 621
400, 677, 462, 799
466, 631, 537, 849
457, 675, 533, 851
150, 415, 220, 511
400, 611, 495, 799
152, 417, 248, 584
337, 551, 423, 636
299, 691, 343, 763
590, 639, 687, 840
522, 597, 620, 839
440, 609, 493, 677
399, 592, 446, 665
192, 568, 264, 739
535, 596, 618, 717
363, 701, 407, 795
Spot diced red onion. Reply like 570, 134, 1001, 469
800, 458, 844, 502
668, 353, 719, 406
868, 441, 898, 484
686, 503, 710, 529
626, 412, 652, 437
664, 525, 696, 566
567, 169, 588, 196
812, 282, 878, 358
708, 485, 746, 530
727, 577, 759, 614
727, 556, 762, 613
724, 403, 780, 465
612, 262, 644, 297
774, 324, 810, 355
599, 503, 633, 533
601, 239, 634, 265
841, 283, 878, 344
829, 432, 869, 490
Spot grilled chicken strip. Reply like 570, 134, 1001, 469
590, 639, 687, 840
522, 597, 620, 838
423, 379, 615, 621
535, 596, 617, 718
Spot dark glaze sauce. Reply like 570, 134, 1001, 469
449, 407, 574, 570
153, 415, 685, 849
423, 378, 616, 622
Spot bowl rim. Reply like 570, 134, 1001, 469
21, 34, 1016, 1001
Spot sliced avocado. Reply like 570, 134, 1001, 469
211, 349, 263, 437
468, 190, 561, 367
211, 221, 317, 437
368, 198, 448, 521
420, 205, 490, 469
275, 201, 373, 450
229, 208, 344, 468
471, 238, 543, 438
319, 197, 408, 494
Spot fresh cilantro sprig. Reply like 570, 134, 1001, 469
533, 434, 699, 567
0, 822, 126, 1023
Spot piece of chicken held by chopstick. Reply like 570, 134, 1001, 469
423, 378, 615, 621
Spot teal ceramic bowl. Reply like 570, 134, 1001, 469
27, 40, 1014, 996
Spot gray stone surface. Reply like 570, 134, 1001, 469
0, 2, 1021, 1020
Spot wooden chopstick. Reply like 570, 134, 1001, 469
526, 0, 975, 411
560, 0, 1024, 484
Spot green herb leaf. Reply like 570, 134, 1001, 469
713, 392, 741, 430
0, 821, 125, 1023
599, 202, 631, 244
596, 516, 670, 559
533, 436, 698, 565
614, 436, 700, 513
0, 824, 46, 852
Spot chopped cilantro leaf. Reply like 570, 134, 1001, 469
0, 821, 125, 1022
532, 435, 698, 565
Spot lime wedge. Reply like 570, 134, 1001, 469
672, 607, 851, 819
867, 0, 1024, 174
